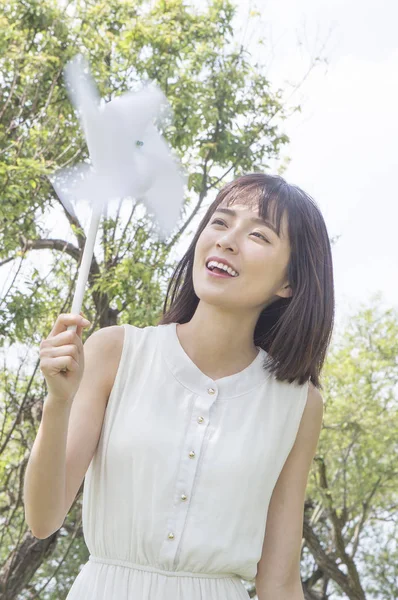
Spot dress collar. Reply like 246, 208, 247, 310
159, 322, 270, 399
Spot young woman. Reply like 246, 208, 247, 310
25, 172, 334, 599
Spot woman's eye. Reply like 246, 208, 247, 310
210, 219, 270, 243
251, 231, 270, 243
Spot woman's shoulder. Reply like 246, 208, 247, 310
94, 322, 150, 343
87, 325, 125, 396
90, 324, 125, 348
93, 323, 163, 385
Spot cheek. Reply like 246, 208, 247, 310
193, 237, 204, 264
247, 247, 271, 271
194, 230, 212, 261
192, 237, 208, 275
246, 253, 276, 289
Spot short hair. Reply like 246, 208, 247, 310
158, 173, 335, 390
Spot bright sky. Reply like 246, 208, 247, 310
233, 0, 398, 328
173, 0, 398, 332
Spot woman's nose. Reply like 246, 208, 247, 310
216, 234, 238, 252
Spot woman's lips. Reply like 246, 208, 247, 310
205, 265, 236, 278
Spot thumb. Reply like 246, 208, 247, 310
77, 311, 89, 338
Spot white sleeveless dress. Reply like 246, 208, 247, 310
65, 322, 309, 599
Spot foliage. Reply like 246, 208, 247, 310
300, 293, 398, 599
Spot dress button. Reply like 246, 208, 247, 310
207, 387, 216, 395
189, 450, 195, 458
197, 416, 204, 424
168, 532, 175, 539
181, 494, 187, 501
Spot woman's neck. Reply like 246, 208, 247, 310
175, 307, 260, 379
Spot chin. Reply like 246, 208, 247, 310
192, 280, 236, 309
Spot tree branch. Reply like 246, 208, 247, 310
312, 457, 366, 599
19, 236, 81, 262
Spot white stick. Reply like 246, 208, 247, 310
67, 208, 102, 332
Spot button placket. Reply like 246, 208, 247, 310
158, 385, 218, 567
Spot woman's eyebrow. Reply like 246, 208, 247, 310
214, 207, 280, 238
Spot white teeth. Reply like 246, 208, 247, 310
206, 260, 238, 277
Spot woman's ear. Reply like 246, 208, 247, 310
277, 283, 293, 299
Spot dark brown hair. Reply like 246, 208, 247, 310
158, 173, 335, 390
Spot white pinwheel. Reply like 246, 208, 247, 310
49, 54, 186, 330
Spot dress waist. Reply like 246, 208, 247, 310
89, 555, 241, 580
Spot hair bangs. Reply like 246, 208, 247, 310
218, 174, 288, 240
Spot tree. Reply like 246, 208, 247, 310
300, 294, 398, 600
0, 0, 340, 598
0, 0, 294, 343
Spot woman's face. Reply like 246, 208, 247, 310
192, 200, 292, 314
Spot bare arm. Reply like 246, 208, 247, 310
23, 325, 123, 538
23, 395, 73, 538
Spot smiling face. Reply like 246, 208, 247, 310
192, 197, 292, 315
